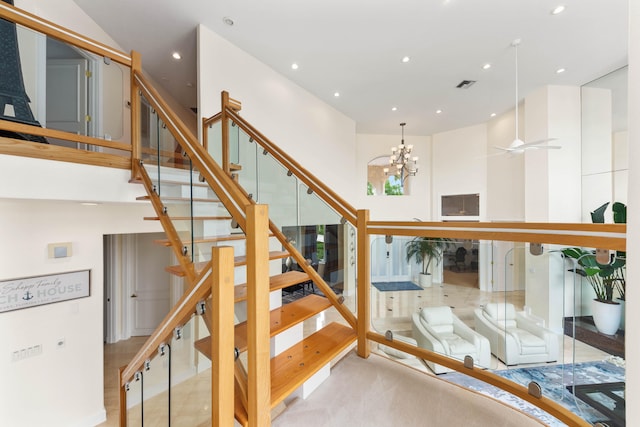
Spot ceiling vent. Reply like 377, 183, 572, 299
456, 80, 476, 89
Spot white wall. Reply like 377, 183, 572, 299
486, 107, 525, 221
627, 2, 640, 423
431, 123, 488, 220
197, 25, 357, 203
0, 155, 160, 426
356, 133, 431, 221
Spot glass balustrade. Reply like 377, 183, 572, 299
223, 119, 357, 310
125, 370, 143, 427
1, 23, 131, 152
170, 314, 212, 426
141, 345, 170, 425
123, 310, 221, 426
139, 96, 241, 269
369, 234, 626, 426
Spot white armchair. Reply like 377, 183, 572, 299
412, 306, 491, 374
474, 303, 559, 366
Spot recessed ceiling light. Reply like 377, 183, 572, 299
482, 63, 491, 70
391, 107, 398, 111
402, 56, 410, 63
551, 5, 565, 15
291, 63, 299, 70
490, 113, 496, 117
81, 202, 99, 206
556, 68, 566, 74
334, 92, 340, 97
436, 109, 442, 114
172, 52, 181, 60
222, 16, 235, 26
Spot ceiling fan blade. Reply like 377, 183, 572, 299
492, 145, 512, 152
518, 138, 558, 149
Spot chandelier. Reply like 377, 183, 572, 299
384, 122, 418, 182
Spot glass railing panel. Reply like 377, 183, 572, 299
370, 236, 494, 371
229, 119, 240, 164
170, 313, 212, 426
234, 123, 258, 200
206, 119, 222, 165
125, 371, 143, 427
370, 234, 626, 425
2, 22, 131, 151
256, 150, 298, 228
141, 344, 170, 426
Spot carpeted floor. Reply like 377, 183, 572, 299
372, 281, 423, 292
440, 360, 626, 426
272, 351, 546, 427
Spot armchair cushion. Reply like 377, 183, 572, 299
475, 303, 558, 365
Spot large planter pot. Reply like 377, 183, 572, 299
591, 299, 622, 335
418, 273, 432, 288
616, 298, 625, 331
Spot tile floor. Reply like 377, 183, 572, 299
101, 281, 614, 425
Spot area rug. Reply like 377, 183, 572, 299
440, 360, 625, 426
372, 281, 422, 292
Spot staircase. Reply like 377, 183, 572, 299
129, 120, 357, 425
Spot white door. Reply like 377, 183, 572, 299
130, 233, 171, 336
46, 58, 88, 146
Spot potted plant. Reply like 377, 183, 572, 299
561, 202, 626, 335
405, 237, 451, 288
590, 201, 627, 330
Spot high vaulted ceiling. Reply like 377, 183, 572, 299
73, 0, 628, 136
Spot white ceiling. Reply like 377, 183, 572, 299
73, 0, 628, 136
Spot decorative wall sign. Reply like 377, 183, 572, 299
0, 270, 90, 313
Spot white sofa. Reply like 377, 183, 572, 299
474, 303, 559, 366
412, 306, 491, 374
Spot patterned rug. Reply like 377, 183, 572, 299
372, 281, 423, 292
440, 360, 625, 426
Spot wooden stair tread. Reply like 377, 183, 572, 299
152, 232, 274, 247
148, 179, 210, 188
234, 271, 309, 303
144, 215, 232, 221
153, 233, 247, 247
165, 251, 290, 277
195, 294, 331, 357
136, 195, 221, 203
270, 322, 356, 407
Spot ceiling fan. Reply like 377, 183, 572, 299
493, 39, 561, 155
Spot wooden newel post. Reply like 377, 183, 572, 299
357, 209, 371, 358
246, 204, 271, 426
211, 246, 235, 427
130, 50, 142, 181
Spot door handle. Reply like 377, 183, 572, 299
131, 293, 137, 298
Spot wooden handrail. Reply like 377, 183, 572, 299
133, 71, 251, 232
367, 221, 626, 251
224, 108, 358, 225
0, 2, 131, 67
0, 120, 132, 152
0, 136, 130, 169
120, 266, 213, 384
367, 331, 591, 427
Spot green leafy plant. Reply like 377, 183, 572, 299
405, 237, 452, 275
562, 201, 627, 302
561, 247, 625, 302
